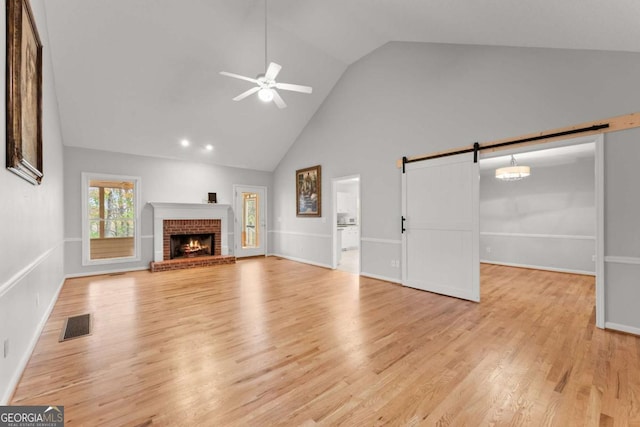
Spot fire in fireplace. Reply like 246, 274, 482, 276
170, 234, 215, 259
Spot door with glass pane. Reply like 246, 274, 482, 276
234, 185, 267, 257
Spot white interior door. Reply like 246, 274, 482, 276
234, 185, 267, 258
401, 153, 480, 301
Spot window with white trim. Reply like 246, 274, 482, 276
82, 173, 141, 265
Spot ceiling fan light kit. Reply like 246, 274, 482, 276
258, 88, 274, 102
219, 0, 312, 109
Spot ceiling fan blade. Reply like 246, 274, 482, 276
232, 86, 260, 101
220, 71, 259, 84
275, 82, 313, 94
264, 62, 282, 81
272, 90, 287, 109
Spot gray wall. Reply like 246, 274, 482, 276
604, 128, 640, 333
480, 156, 595, 274
0, 1, 66, 403
271, 41, 640, 283
64, 147, 273, 276
271, 41, 640, 332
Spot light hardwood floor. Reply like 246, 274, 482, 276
11, 258, 640, 426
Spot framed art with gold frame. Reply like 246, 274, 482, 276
296, 165, 321, 217
6, 0, 43, 185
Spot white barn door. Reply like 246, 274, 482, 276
401, 153, 480, 302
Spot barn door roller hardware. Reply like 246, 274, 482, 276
398, 112, 640, 169
401, 124, 609, 168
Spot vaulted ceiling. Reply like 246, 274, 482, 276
44, 0, 640, 171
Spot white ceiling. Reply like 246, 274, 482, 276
43, 1, 640, 171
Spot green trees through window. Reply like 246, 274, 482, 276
88, 181, 135, 239
83, 174, 139, 263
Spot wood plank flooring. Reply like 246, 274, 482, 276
11, 258, 640, 426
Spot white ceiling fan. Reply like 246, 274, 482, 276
219, 0, 312, 109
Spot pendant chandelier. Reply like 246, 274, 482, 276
495, 155, 531, 181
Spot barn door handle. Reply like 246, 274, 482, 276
401, 216, 406, 234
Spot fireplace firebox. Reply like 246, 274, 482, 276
170, 233, 214, 259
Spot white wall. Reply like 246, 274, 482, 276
63, 147, 272, 276
0, 1, 65, 404
271, 41, 640, 285
604, 128, 640, 334
480, 155, 595, 274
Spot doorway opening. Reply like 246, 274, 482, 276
332, 176, 360, 273
479, 134, 603, 327
400, 133, 604, 328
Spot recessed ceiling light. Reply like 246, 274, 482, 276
205, 144, 214, 151
180, 139, 190, 147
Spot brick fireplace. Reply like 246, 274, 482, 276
149, 203, 235, 272
163, 219, 220, 259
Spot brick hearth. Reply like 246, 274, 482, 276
150, 218, 235, 272
150, 255, 235, 272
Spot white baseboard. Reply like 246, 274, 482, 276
65, 266, 150, 279
605, 322, 640, 336
480, 260, 595, 276
360, 271, 401, 285
267, 254, 332, 269
1, 276, 65, 405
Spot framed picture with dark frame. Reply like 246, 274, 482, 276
6, 0, 43, 185
296, 165, 321, 217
